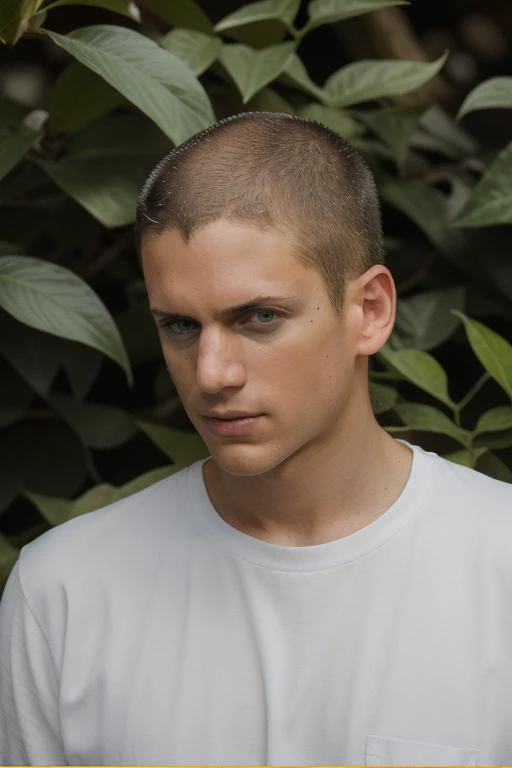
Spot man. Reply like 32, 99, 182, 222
0, 112, 511, 766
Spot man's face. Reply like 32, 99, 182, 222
141, 219, 363, 477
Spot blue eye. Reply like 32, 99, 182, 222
253, 309, 276, 323
166, 318, 197, 335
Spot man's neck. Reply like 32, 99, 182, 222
203, 411, 413, 547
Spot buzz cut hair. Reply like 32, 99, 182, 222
136, 111, 384, 309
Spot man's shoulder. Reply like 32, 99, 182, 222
17, 461, 204, 600
429, 447, 512, 511
416, 445, 512, 551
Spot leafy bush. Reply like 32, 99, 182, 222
1, 0, 511, 584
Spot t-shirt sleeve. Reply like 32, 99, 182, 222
0, 560, 67, 765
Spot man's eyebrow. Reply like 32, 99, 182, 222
150, 296, 296, 319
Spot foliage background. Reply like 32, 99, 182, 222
0, 0, 511, 586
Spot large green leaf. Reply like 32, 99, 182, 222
444, 447, 487, 469
0, 361, 34, 429
0, 533, 18, 586
476, 451, 512, 484
215, 0, 300, 33
475, 406, 512, 435
137, 420, 209, 464
0, 124, 39, 182
458, 77, 512, 120
323, 53, 447, 108
40, 114, 169, 227
359, 106, 425, 172
40, 155, 149, 228
49, 394, 135, 450
379, 345, 453, 407
303, 0, 407, 34
419, 104, 477, 157
395, 287, 465, 351
1, 420, 89, 513
26, 465, 179, 526
281, 54, 325, 101
392, 402, 468, 446
377, 173, 464, 256
220, 42, 295, 103
299, 103, 363, 139
0, 255, 132, 383
138, 0, 213, 33
454, 143, 512, 228
161, 29, 221, 76
453, 312, 512, 400
0, 311, 102, 399
45, 26, 215, 144
248, 87, 295, 114
0, 0, 40, 44
40, 0, 138, 17
48, 62, 124, 133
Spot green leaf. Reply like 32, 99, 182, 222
379, 345, 453, 407
0, 255, 132, 384
377, 173, 464, 256
215, 0, 300, 33
137, 420, 209, 464
369, 381, 397, 414
40, 0, 138, 17
453, 143, 512, 228
0, 533, 18, 586
248, 87, 295, 114
161, 29, 221, 76
45, 26, 214, 145
444, 447, 487, 469
48, 62, 124, 133
40, 155, 148, 228
49, 394, 135, 450
304, 0, 408, 34
2, 420, 89, 511
281, 54, 325, 101
395, 287, 465, 351
0, 311, 102, 399
138, 0, 213, 34
299, 103, 363, 139
323, 53, 448, 108
0, 361, 34, 429
26, 464, 179, 525
40, 114, 169, 227
475, 406, 512, 435
453, 312, 512, 399
476, 451, 512, 484
458, 77, 512, 120
419, 104, 477, 157
0, 123, 39, 182
0, 0, 40, 44
323, 54, 447, 107
220, 42, 295, 103
359, 106, 425, 172
392, 402, 468, 445
0, 312, 66, 395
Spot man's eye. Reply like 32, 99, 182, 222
252, 309, 277, 324
163, 318, 197, 335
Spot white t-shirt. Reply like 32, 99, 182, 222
1, 443, 511, 766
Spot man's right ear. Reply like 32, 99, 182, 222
353, 265, 396, 357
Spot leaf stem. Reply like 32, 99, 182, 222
454, 372, 490, 415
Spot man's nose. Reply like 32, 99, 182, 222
196, 326, 246, 394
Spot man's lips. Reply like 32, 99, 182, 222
201, 412, 263, 437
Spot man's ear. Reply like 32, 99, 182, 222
352, 265, 396, 356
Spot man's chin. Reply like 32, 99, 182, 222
207, 442, 285, 478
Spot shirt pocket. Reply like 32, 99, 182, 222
366, 735, 480, 766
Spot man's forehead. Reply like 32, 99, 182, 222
141, 220, 326, 308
